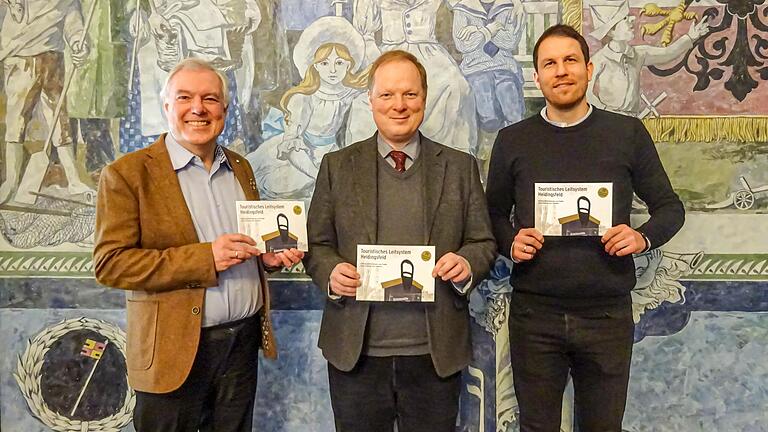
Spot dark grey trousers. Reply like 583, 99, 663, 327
328, 354, 461, 432
133, 314, 261, 432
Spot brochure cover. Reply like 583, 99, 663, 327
534, 183, 613, 236
356, 245, 436, 302
236, 201, 309, 252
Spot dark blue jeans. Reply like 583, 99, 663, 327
328, 355, 460, 432
509, 296, 635, 432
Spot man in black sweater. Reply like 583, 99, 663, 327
485, 24, 685, 431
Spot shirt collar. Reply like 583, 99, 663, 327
165, 133, 231, 171
377, 133, 421, 161
540, 104, 593, 128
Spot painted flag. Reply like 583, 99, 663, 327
80, 339, 106, 360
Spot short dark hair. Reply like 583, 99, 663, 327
368, 50, 428, 97
533, 24, 590, 71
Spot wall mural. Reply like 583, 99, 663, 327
1, 0, 766, 430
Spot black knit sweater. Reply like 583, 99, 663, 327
486, 108, 685, 309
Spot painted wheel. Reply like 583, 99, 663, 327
733, 189, 755, 210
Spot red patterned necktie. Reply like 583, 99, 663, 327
389, 150, 407, 172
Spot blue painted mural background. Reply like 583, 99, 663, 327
1, 0, 767, 430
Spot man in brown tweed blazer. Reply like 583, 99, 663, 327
94, 58, 303, 432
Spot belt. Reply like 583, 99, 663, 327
201, 313, 259, 339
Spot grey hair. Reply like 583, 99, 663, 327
160, 58, 230, 107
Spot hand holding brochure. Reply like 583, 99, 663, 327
356, 245, 435, 302
534, 183, 613, 236
236, 201, 309, 252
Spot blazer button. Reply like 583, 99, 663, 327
191, 306, 201, 315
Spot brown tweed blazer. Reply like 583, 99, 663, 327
93, 134, 276, 394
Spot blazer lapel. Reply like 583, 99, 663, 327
352, 135, 379, 244
145, 135, 199, 245
225, 149, 260, 201
421, 137, 445, 244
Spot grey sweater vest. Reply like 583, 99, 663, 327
363, 154, 429, 357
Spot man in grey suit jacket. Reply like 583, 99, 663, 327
304, 50, 496, 432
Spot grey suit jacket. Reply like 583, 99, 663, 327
304, 134, 497, 377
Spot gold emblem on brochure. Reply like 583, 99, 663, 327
421, 251, 432, 261
598, 187, 609, 198
293, 205, 302, 215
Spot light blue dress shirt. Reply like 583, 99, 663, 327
166, 134, 262, 327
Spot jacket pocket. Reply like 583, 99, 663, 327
126, 299, 158, 370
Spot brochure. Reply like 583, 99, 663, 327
356, 245, 435, 302
236, 201, 309, 252
534, 182, 613, 236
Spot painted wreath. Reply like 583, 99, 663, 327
14, 317, 134, 431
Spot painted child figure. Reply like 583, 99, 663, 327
247, 16, 367, 200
